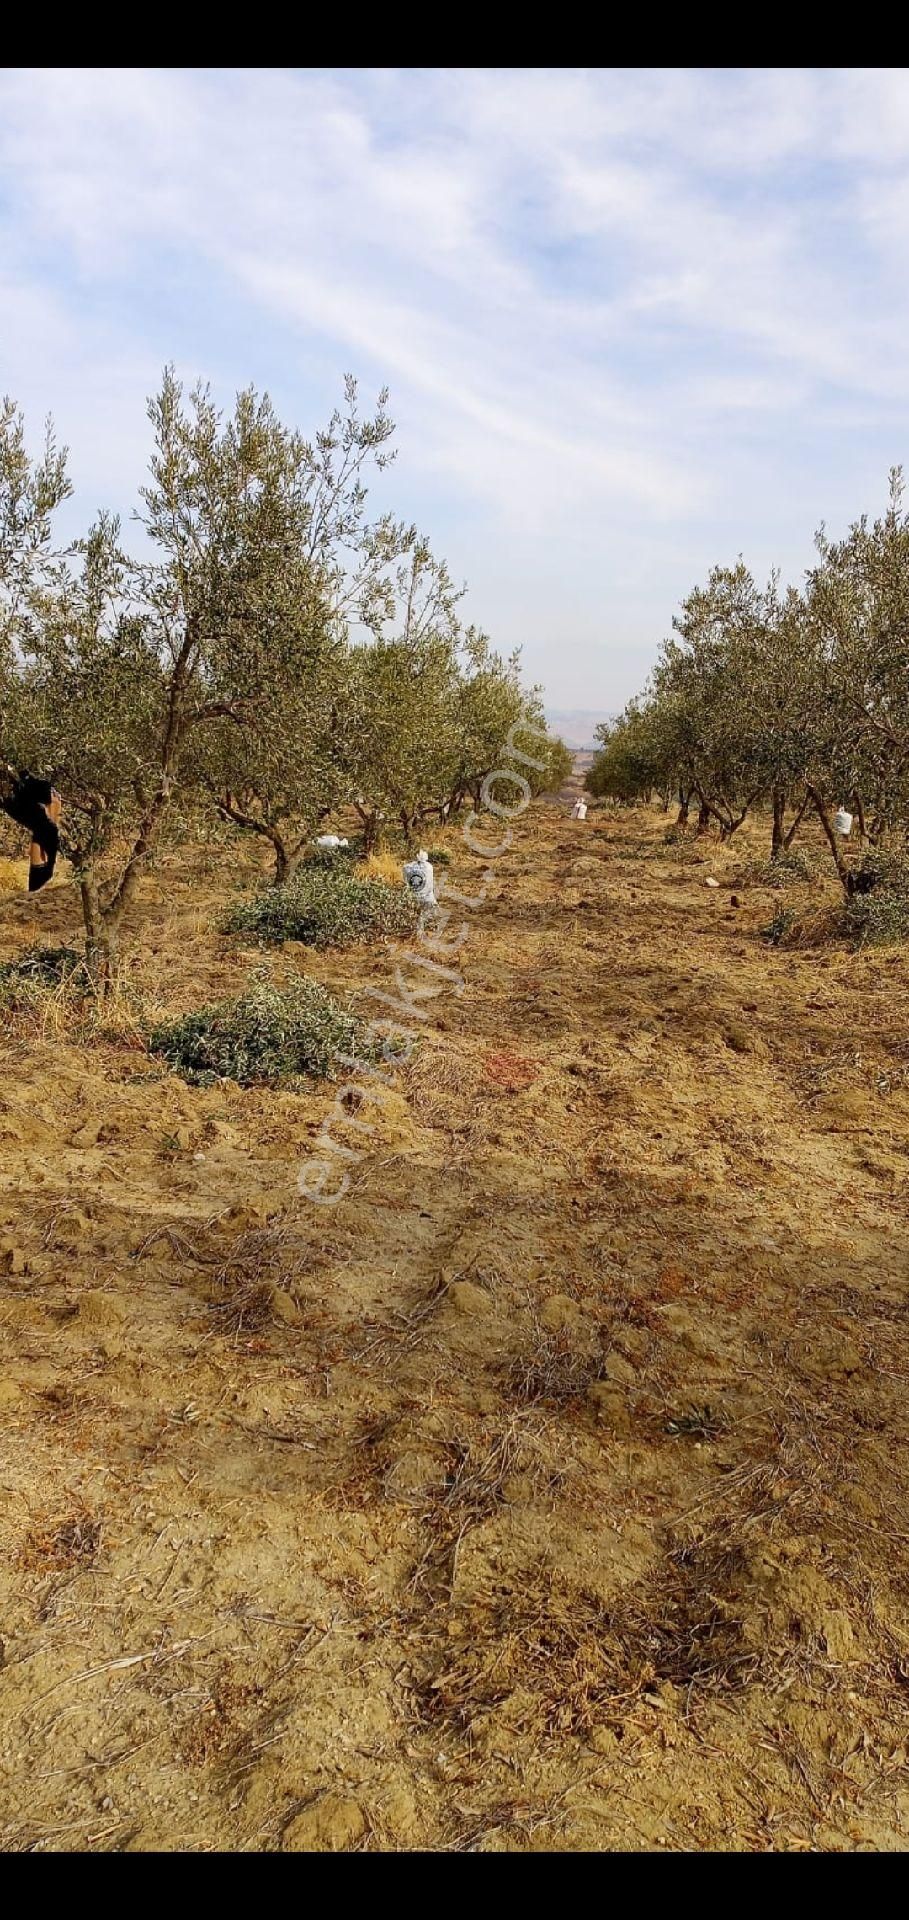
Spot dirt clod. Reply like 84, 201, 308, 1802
449, 1280, 493, 1317
283, 1795, 366, 1852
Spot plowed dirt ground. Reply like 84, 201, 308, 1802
2, 793, 909, 1851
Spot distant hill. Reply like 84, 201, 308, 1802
545, 709, 613, 750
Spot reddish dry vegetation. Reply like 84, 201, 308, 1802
2, 799, 909, 1851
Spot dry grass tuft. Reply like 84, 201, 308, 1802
175, 1671, 260, 1768
0, 947, 162, 1049
765, 904, 847, 950
0, 856, 25, 894
413, 1581, 625, 1738
22, 1507, 102, 1572
411, 1520, 764, 1751
663, 1404, 730, 1440
405, 1043, 482, 1133
505, 1324, 600, 1406
362, 849, 404, 886
410, 1418, 537, 1599
407, 1043, 479, 1104
631, 1537, 753, 1689
438, 1422, 527, 1518
211, 1224, 311, 1334
413, 1533, 756, 1742
133, 1223, 214, 1266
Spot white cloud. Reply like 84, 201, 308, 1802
2, 67, 909, 702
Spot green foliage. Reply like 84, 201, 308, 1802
340, 574, 463, 841
841, 847, 909, 946
587, 703, 660, 802
2, 371, 402, 961
338, 607, 567, 847
582, 475, 909, 888
854, 847, 909, 896
2, 376, 559, 947
224, 867, 420, 949
744, 849, 816, 888
844, 891, 909, 947
303, 838, 363, 871
0, 945, 88, 1015
535, 731, 574, 794
0, 396, 71, 665
149, 975, 379, 1086
763, 907, 798, 946
449, 636, 564, 806
0, 943, 84, 987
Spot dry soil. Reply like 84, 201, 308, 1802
2, 794, 909, 1851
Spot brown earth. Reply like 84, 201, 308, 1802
2, 799, 909, 1852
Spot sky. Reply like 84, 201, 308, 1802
3, 66, 909, 712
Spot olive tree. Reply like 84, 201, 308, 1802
445, 632, 540, 816
198, 631, 347, 883
652, 566, 770, 839
340, 539, 464, 848
802, 470, 909, 887
8, 371, 398, 972
0, 396, 71, 755
587, 700, 665, 806
342, 546, 566, 846
691, 572, 819, 857
192, 380, 415, 881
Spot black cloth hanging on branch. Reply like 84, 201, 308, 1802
0, 769, 61, 892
